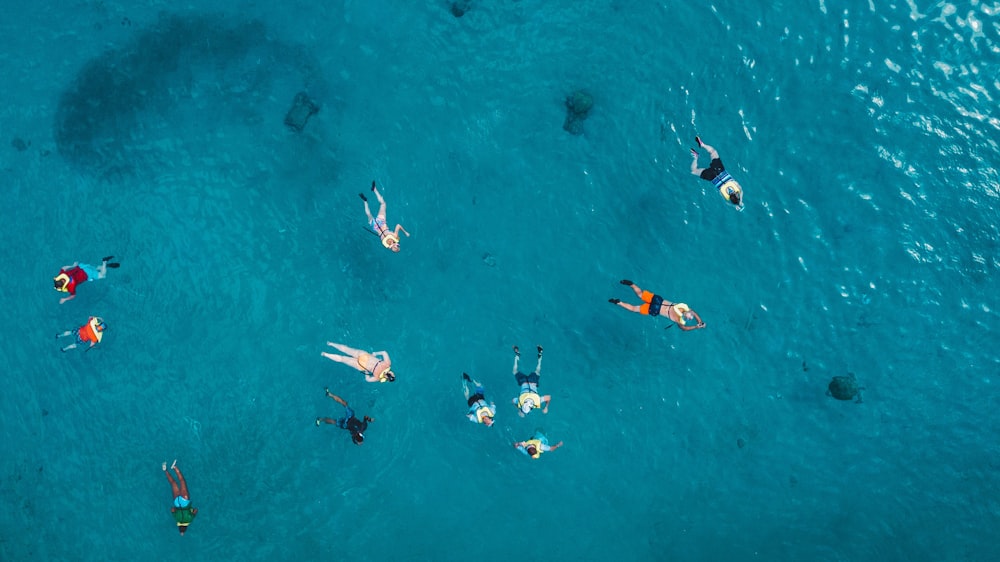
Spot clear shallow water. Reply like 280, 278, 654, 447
2, 1, 999, 560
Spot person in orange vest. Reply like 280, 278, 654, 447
162, 460, 197, 535
53, 256, 120, 304
360, 180, 409, 253
56, 316, 106, 352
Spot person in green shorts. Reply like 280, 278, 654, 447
162, 460, 197, 535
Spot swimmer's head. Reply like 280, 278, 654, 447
483, 415, 494, 427
381, 370, 396, 383
521, 400, 534, 414
390, 242, 401, 253
352, 431, 365, 445
721, 180, 743, 207
178, 524, 189, 535
526, 445, 538, 456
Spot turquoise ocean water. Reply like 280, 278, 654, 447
2, 1, 999, 560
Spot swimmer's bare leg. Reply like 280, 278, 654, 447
698, 139, 720, 159
164, 465, 181, 497
621, 280, 643, 299
325, 342, 364, 357
691, 149, 704, 175
324, 388, 349, 407
362, 199, 374, 222
372, 185, 388, 220
174, 465, 189, 498
512, 346, 520, 374
534, 346, 543, 375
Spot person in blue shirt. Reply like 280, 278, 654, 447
690, 136, 744, 210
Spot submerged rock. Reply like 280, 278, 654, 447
565, 90, 594, 116
450, 1, 472, 17
11, 137, 29, 151
563, 90, 593, 135
284, 92, 320, 132
827, 373, 864, 403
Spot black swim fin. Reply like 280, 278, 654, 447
102, 255, 115, 262
462, 373, 471, 382
359, 193, 367, 202
371, 180, 377, 191
106, 263, 121, 269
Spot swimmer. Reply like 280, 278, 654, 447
321, 342, 396, 383
53, 256, 120, 304
56, 316, 106, 352
514, 431, 563, 459
316, 388, 373, 445
690, 136, 744, 210
360, 180, 410, 253
162, 460, 197, 535
511, 345, 551, 417
609, 279, 706, 330
463, 373, 496, 427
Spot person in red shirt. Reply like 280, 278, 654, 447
53, 256, 120, 304
56, 316, 106, 352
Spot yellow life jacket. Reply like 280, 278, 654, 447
54, 273, 71, 292
380, 232, 399, 248
517, 391, 541, 410
475, 405, 493, 424
524, 438, 544, 459
718, 179, 742, 200
672, 303, 691, 324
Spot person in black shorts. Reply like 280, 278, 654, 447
690, 136, 744, 210
316, 388, 372, 445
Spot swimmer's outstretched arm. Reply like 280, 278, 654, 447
364, 373, 380, 383
393, 224, 410, 238
545, 441, 564, 452
541, 395, 552, 414
679, 311, 706, 331
373, 350, 390, 362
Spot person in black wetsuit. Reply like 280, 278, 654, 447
609, 279, 705, 331
316, 388, 373, 445
690, 136, 744, 210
